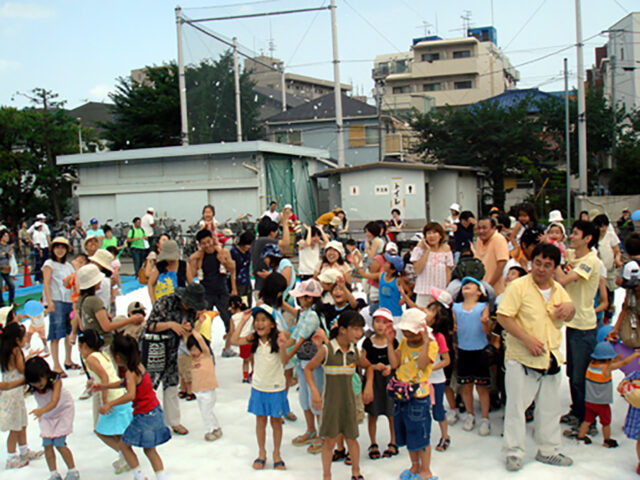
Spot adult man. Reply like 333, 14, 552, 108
554, 220, 601, 429
475, 216, 509, 295
86, 218, 105, 247
31, 222, 49, 283
141, 207, 156, 248
261, 201, 280, 223
28, 214, 51, 245
617, 208, 635, 246
144, 282, 206, 436
251, 212, 291, 297
126, 217, 148, 275
69, 218, 86, 254
497, 243, 575, 471
189, 229, 236, 357
230, 230, 254, 307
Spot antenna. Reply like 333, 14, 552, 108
461, 10, 472, 34
416, 20, 432, 36
268, 20, 275, 58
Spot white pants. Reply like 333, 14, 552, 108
196, 389, 220, 432
160, 384, 181, 427
503, 359, 562, 459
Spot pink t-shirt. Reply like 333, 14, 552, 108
410, 248, 454, 296
430, 332, 449, 384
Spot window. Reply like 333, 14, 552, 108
378, 62, 389, 75
392, 86, 410, 94
423, 83, 441, 92
621, 47, 625, 61
395, 60, 408, 73
454, 80, 473, 89
364, 126, 378, 145
453, 50, 471, 59
421, 52, 440, 62
274, 130, 302, 146
349, 124, 378, 147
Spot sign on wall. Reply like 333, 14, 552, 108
375, 185, 389, 195
406, 184, 415, 195
391, 177, 404, 214
350, 185, 359, 196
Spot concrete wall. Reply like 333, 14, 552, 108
575, 195, 640, 222
427, 170, 479, 224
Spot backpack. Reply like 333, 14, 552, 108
620, 291, 640, 348
451, 256, 485, 281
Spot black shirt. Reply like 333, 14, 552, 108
251, 237, 278, 292
201, 252, 227, 296
362, 337, 398, 365
454, 223, 474, 253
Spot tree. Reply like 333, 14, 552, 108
609, 138, 640, 195
102, 52, 263, 149
411, 98, 547, 210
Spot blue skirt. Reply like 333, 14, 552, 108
96, 402, 133, 436
248, 388, 290, 418
122, 405, 171, 448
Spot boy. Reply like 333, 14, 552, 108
230, 231, 254, 307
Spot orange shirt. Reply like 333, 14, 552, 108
475, 232, 509, 295
64, 273, 80, 306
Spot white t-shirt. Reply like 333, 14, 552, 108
262, 210, 280, 223
539, 287, 552, 304
42, 260, 74, 302
140, 213, 155, 236
252, 339, 286, 392
597, 230, 620, 272
32, 230, 49, 248
298, 242, 320, 275
28, 222, 50, 237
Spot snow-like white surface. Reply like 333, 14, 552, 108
2, 288, 638, 479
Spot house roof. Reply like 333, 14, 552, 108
476, 88, 559, 113
265, 93, 377, 124
58, 140, 336, 167
67, 102, 114, 133
313, 161, 482, 177
253, 85, 309, 109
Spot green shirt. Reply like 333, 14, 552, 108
101, 237, 117, 250
127, 227, 146, 250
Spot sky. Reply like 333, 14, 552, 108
0, 0, 635, 109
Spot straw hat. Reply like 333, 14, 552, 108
157, 240, 180, 262
90, 249, 114, 273
50, 237, 71, 252
77, 264, 105, 290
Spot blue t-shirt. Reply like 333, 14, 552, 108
453, 302, 488, 351
379, 272, 402, 317
230, 246, 252, 286
276, 258, 296, 298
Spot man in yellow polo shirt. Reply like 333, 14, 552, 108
554, 220, 601, 430
497, 243, 575, 472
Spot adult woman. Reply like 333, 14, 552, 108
127, 217, 148, 275
363, 221, 384, 264
388, 209, 403, 242
42, 237, 76, 374
314, 240, 351, 285
410, 222, 454, 307
144, 233, 169, 281
18, 221, 31, 265
328, 211, 349, 240
0, 229, 15, 307
147, 239, 194, 303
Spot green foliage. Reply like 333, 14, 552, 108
610, 122, 640, 195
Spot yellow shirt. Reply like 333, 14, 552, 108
395, 338, 439, 398
497, 274, 572, 369
316, 212, 336, 226
196, 311, 217, 340
564, 249, 600, 330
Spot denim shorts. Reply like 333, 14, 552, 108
394, 396, 431, 452
432, 382, 446, 422
47, 301, 73, 341
42, 435, 66, 447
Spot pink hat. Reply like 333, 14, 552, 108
289, 279, 323, 298
372, 307, 394, 323
430, 287, 453, 309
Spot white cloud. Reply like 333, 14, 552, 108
89, 84, 113, 100
0, 2, 55, 19
0, 59, 21, 71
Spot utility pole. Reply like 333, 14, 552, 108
233, 37, 243, 142
575, 0, 588, 194
280, 62, 287, 112
77, 117, 83, 154
176, 6, 189, 146
564, 58, 571, 223
330, 0, 345, 167
610, 30, 617, 161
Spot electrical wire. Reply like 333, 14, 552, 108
503, 0, 548, 51
342, 0, 403, 53
287, 0, 327, 66
611, 0, 629, 14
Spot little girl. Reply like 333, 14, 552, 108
95, 334, 171, 480
25, 356, 79, 480
0, 323, 43, 469
231, 304, 289, 471
358, 253, 404, 321
185, 330, 221, 441
453, 277, 491, 436
229, 295, 253, 383
546, 223, 567, 262
360, 308, 398, 460
305, 310, 372, 480
78, 329, 133, 474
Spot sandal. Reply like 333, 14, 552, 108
351, 476, 364, 480
59, 371, 68, 378
368, 443, 381, 460
382, 443, 399, 457
603, 438, 619, 448
185, 393, 196, 401
344, 452, 352, 465
178, 391, 187, 399
284, 411, 297, 422
435, 437, 450, 452
252, 458, 266, 470
292, 430, 317, 446
273, 460, 286, 470
64, 363, 82, 370
577, 435, 592, 444
172, 425, 189, 435
332, 448, 347, 462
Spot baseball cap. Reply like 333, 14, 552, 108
430, 287, 453, 309
127, 301, 146, 315
461, 276, 487, 296
384, 253, 404, 272
372, 307, 394, 323
90, 218, 99, 224
147, 207, 155, 213
251, 304, 276, 322
290, 279, 323, 298
397, 308, 428, 334
36, 213, 46, 220
385, 242, 399, 254
261, 243, 283, 259
409, 232, 423, 243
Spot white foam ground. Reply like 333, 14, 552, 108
2, 288, 637, 479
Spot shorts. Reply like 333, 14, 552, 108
585, 402, 611, 427
177, 354, 193, 383
42, 436, 66, 447
47, 301, 73, 341
394, 396, 432, 452
296, 361, 323, 415
457, 348, 490, 386
432, 382, 446, 422
239, 343, 253, 360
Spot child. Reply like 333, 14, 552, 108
186, 330, 221, 441
0, 323, 43, 469
346, 239, 363, 290
78, 329, 133, 474
64, 253, 89, 345
106, 245, 123, 297
298, 225, 328, 281
283, 279, 324, 454
569, 342, 640, 446
231, 304, 289, 471
546, 222, 567, 262
25, 356, 79, 480
305, 310, 372, 480
386, 308, 439, 480
358, 253, 404, 322
360, 308, 399, 460
619, 369, 640, 474
229, 296, 253, 383
95, 334, 171, 480
452, 277, 491, 435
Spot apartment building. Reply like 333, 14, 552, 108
373, 27, 520, 114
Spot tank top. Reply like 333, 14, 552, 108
132, 371, 159, 415
201, 252, 226, 295
585, 361, 613, 404
379, 272, 402, 316
87, 351, 125, 402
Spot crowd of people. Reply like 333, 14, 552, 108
0, 201, 640, 480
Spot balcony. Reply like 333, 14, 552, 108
412, 56, 480, 78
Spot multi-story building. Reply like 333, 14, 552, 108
373, 27, 519, 115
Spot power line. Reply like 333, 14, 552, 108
503, 0, 548, 51
287, 0, 327, 66
183, 0, 282, 10
342, 0, 403, 53
611, 0, 629, 14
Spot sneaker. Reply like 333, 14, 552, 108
535, 450, 573, 467
49, 474, 62, 480
6, 456, 29, 469
478, 418, 490, 436
79, 386, 92, 400
20, 449, 44, 461
204, 428, 223, 441
242, 377, 251, 384
306, 438, 323, 454
463, 413, 475, 431
506, 456, 523, 472
221, 348, 237, 358
64, 471, 80, 480
446, 410, 459, 426
560, 412, 579, 427
112, 456, 131, 474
